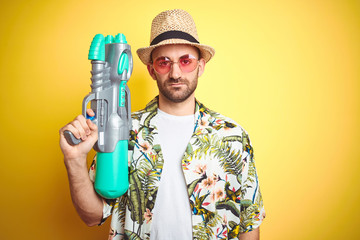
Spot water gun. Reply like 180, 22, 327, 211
64, 33, 132, 199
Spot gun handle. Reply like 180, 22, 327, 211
64, 91, 96, 147
64, 130, 82, 145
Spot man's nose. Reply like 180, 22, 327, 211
169, 62, 182, 79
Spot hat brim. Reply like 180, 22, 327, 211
136, 39, 215, 65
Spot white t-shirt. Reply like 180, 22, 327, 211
150, 109, 195, 240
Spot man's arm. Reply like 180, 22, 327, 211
238, 227, 260, 240
64, 154, 103, 226
59, 111, 103, 226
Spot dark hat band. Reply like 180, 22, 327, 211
150, 30, 199, 46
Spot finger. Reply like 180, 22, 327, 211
86, 108, 95, 117
86, 119, 98, 141
61, 124, 82, 141
87, 119, 97, 131
71, 120, 88, 140
74, 115, 91, 136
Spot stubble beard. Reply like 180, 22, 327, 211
156, 69, 199, 103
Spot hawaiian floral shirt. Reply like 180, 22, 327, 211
89, 97, 265, 240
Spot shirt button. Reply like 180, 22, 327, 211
149, 196, 153, 200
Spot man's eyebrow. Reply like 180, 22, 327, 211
154, 56, 170, 60
179, 54, 196, 59
155, 54, 196, 60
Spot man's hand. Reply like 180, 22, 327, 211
59, 109, 103, 226
59, 109, 98, 164
238, 227, 260, 240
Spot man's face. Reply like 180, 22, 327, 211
147, 44, 206, 103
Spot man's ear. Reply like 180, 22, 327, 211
197, 58, 206, 78
147, 64, 157, 80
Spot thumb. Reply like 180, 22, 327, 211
87, 119, 98, 141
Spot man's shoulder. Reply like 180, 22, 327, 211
131, 97, 158, 123
131, 108, 148, 120
200, 105, 249, 137
130, 109, 153, 128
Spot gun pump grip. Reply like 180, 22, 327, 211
64, 130, 81, 145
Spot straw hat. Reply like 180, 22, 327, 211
136, 9, 215, 65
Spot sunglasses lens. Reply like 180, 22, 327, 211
153, 55, 198, 74
154, 58, 171, 74
179, 56, 197, 72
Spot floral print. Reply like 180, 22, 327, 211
90, 96, 265, 239
143, 209, 152, 224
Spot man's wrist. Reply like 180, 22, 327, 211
64, 156, 89, 174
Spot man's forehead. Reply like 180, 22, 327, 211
151, 44, 200, 59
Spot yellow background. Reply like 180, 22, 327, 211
0, 0, 359, 239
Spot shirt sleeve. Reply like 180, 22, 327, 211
239, 132, 266, 233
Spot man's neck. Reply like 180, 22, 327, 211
158, 94, 196, 116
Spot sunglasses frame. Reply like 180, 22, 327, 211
151, 54, 200, 74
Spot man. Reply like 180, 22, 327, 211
59, 9, 265, 240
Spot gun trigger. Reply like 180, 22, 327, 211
86, 111, 96, 121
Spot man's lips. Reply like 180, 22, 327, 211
166, 80, 186, 87
169, 82, 185, 86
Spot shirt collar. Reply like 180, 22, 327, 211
144, 96, 209, 118
143, 96, 209, 134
